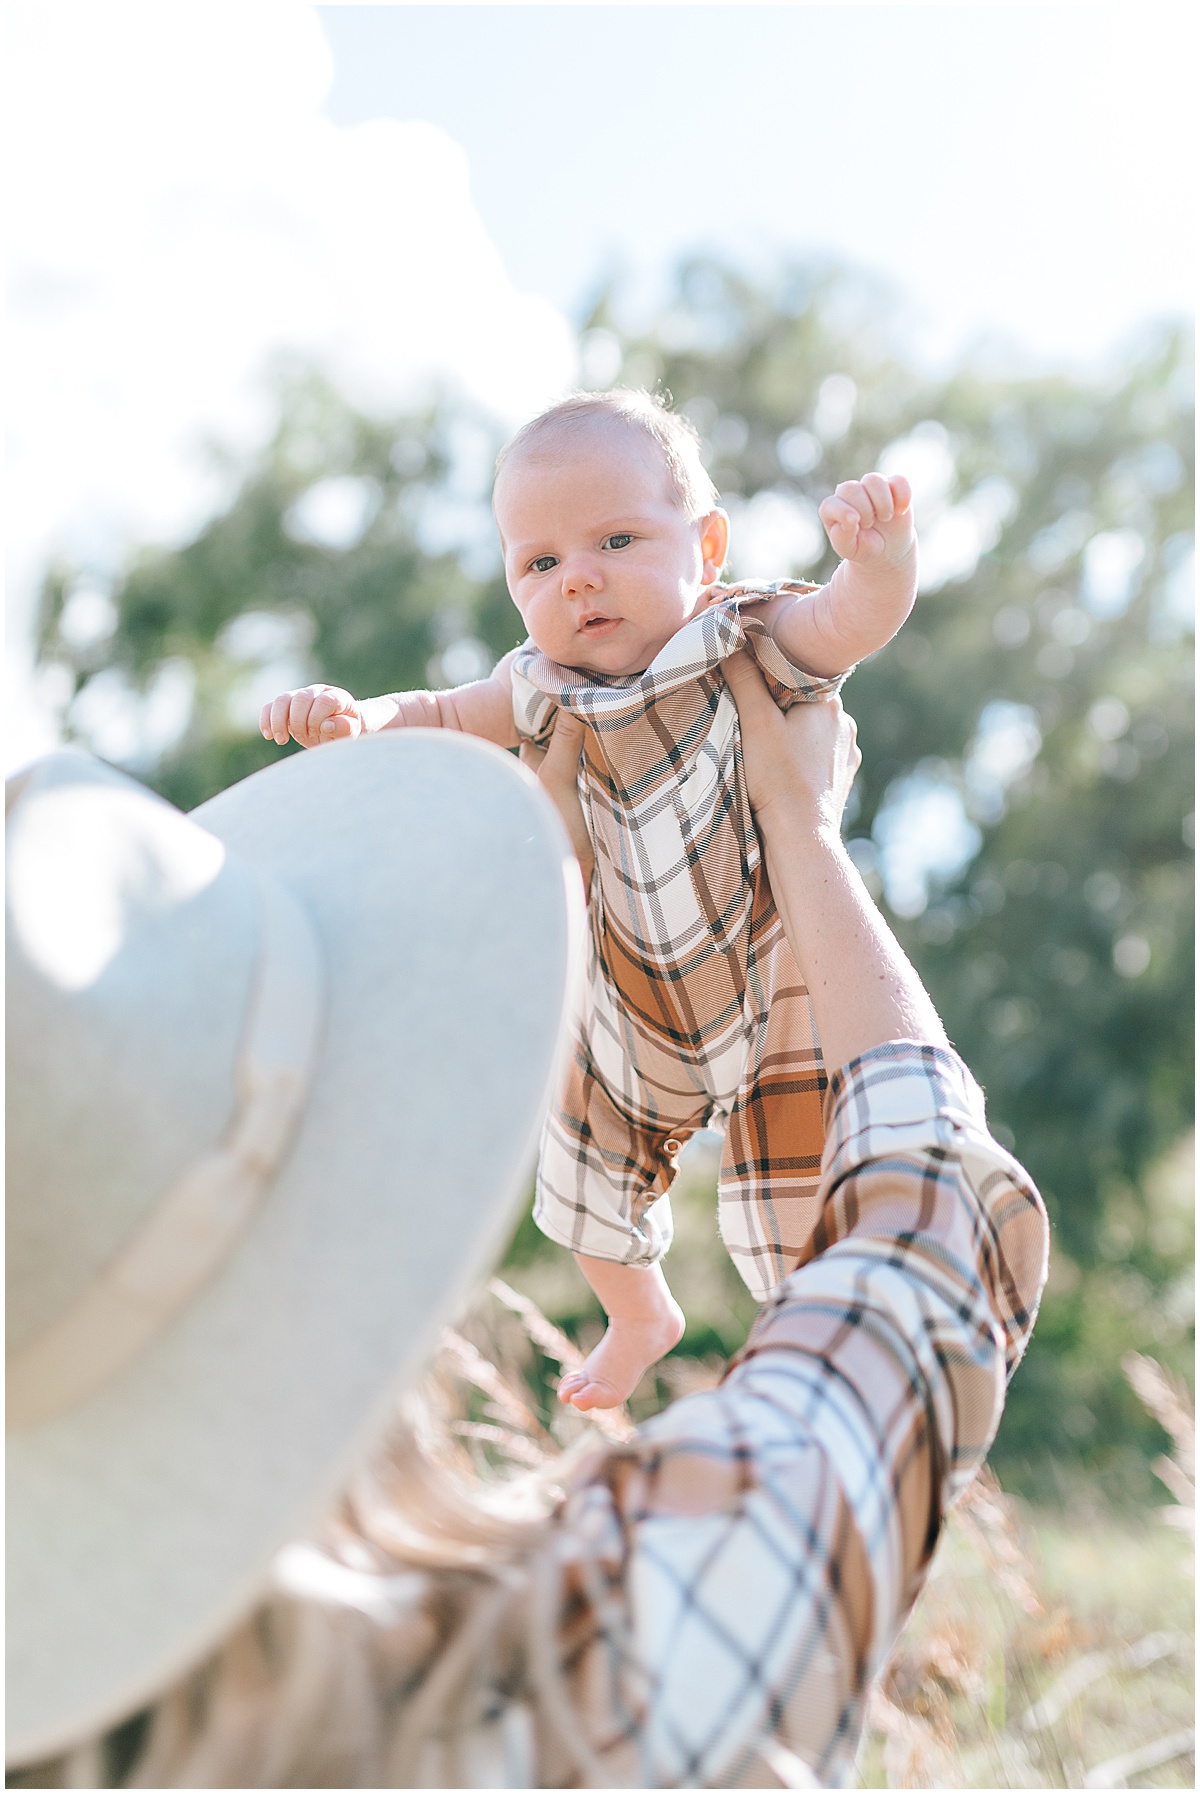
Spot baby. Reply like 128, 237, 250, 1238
262, 390, 916, 1410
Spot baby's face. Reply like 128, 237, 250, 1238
494, 422, 726, 676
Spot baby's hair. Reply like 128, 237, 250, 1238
495, 389, 720, 520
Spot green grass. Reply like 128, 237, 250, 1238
855, 1480, 1193, 1788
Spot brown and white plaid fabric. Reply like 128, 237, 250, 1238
22, 1047, 1046, 1788
512, 585, 848, 1301
551, 1041, 1049, 1787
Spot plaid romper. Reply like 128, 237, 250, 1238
512, 584, 848, 1303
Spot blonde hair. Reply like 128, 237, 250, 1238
495, 389, 719, 520
11, 1287, 638, 1790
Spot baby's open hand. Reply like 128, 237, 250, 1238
818, 473, 914, 573
260, 684, 364, 748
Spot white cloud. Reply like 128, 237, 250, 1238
5, 1, 577, 770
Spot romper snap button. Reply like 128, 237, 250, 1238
663, 1137, 682, 1159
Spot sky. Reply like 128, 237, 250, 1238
5, 2, 1194, 773
320, 4, 1193, 365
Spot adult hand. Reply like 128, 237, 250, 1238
725, 650, 945, 1069
519, 712, 595, 891
723, 652, 861, 837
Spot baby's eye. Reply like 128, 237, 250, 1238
603, 533, 634, 551
530, 554, 558, 573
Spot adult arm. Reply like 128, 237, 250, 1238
723, 650, 946, 1065
550, 657, 1048, 1788
517, 708, 595, 890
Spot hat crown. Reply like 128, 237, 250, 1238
6, 731, 581, 1769
6, 755, 262, 1354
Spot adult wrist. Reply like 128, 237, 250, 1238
755, 794, 847, 858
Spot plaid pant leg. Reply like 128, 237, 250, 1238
717, 984, 828, 1303
533, 1026, 687, 1267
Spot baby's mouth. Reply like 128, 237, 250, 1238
580, 612, 620, 637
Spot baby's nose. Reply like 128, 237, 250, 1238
562, 557, 602, 597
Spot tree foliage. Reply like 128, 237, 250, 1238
37, 266, 1194, 1496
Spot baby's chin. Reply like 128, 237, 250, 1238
541, 627, 674, 679
567, 648, 653, 676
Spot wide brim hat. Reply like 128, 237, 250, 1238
6, 731, 580, 1767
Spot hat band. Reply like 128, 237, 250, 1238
6, 874, 325, 1432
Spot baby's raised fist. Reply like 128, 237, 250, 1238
818, 473, 914, 570
260, 684, 363, 749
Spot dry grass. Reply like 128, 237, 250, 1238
853, 1358, 1194, 1790
12, 1287, 1192, 1790
449, 1288, 1195, 1790
428, 1285, 1196, 1790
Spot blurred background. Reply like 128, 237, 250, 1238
6, 3, 1194, 1778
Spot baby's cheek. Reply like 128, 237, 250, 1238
526, 619, 567, 661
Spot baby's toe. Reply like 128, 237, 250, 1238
569, 1378, 623, 1412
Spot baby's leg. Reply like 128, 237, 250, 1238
718, 998, 828, 1302
558, 1257, 685, 1411
535, 1028, 696, 1409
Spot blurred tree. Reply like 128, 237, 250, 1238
36, 269, 1193, 1497
592, 262, 1193, 1493
37, 369, 524, 812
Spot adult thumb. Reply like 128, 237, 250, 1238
722, 650, 774, 722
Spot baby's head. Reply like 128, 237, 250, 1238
493, 390, 729, 675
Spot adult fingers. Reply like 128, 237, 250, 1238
540, 709, 588, 781
797, 697, 860, 827
523, 713, 593, 881
838, 714, 863, 821
724, 652, 801, 817
838, 703, 860, 769
722, 649, 781, 729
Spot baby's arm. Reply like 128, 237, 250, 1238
759, 473, 917, 679
260, 648, 521, 750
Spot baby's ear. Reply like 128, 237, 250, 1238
698, 507, 731, 583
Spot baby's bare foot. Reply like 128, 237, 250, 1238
558, 1300, 685, 1411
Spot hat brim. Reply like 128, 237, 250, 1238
7, 731, 579, 1766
